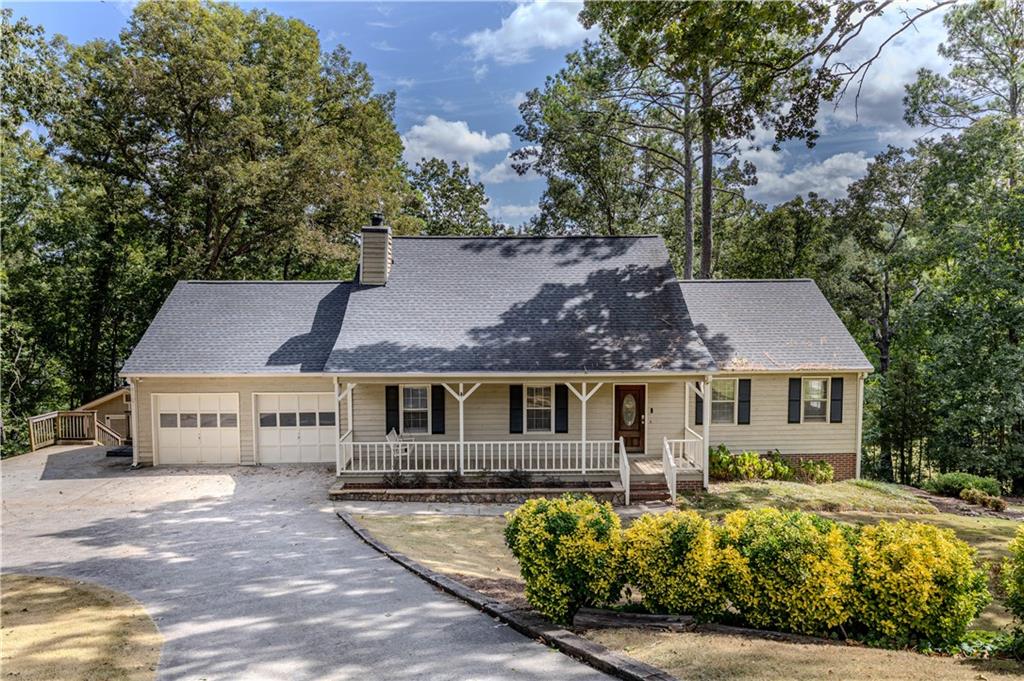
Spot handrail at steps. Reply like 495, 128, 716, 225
662, 437, 678, 503
95, 421, 125, 447
618, 437, 630, 505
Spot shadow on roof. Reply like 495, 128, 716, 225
267, 284, 351, 372
455, 237, 636, 267
324, 263, 727, 373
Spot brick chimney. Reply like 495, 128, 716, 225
359, 213, 392, 285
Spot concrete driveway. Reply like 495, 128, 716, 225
1, 446, 612, 681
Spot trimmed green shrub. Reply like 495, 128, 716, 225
504, 494, 623, 623
1003, 525, 1024, 623
622, 510, 725, 619
709, 443, 732, 481
795, 459, 835, 485
850, 520, 990, 645
959, 487, 1008, 511
924, 472, 1001, 498
718, 508, 854, 635
708, 445, 798, 483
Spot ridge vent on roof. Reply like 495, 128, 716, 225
679, 278, 815, 283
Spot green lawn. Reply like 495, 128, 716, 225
682, 479, 937, 515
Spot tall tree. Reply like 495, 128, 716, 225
904, 0, 1024, 129
407, 158, 493, 235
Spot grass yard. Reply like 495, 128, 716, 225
0, 574, 161, 681
587, 628, 1024, 681
683, 479, 937, 515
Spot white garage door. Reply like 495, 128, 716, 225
155, 394, 240, 464
256, 393, 337, 463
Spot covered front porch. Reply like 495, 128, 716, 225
332, 377, 713, 501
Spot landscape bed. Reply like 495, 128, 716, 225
354, 480, 1024, 680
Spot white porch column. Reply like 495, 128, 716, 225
566, 382, 604, 474
334, 378, 341, 476
855, 372, 865, 479
702, 375, 712, 489
443, 383, 481, 475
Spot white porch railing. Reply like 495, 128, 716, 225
340, 438, 624, 475
662, 437, 678, 503
618, 437, 630, 505
28, 411, 98, 451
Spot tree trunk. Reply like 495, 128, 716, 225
76, 217, 117, 406
876, 273, 895, 481
699, 73, 713, 279
683, 92, 695, 280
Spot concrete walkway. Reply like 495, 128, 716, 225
334, 499, 676, 519
1, 446, 613, 681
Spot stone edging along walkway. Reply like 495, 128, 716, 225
335, 510, 678, 681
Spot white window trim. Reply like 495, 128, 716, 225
710, 378, 738, 425
801, 376, 830, 423
524, 383, 556, 434
399, 384, 431, 435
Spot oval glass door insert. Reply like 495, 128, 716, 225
622, 395, 637, 427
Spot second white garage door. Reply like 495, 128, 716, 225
256, 393, 337, 463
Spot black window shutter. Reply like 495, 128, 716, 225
737, 379, 751, 424
431, 385, 446, 434
509, 385, 523, 434
788, 378, 802, 423
554, 384, 569, 433
830, 377, 844, 423
694, 381, 703, 426
385, 385, 399, 434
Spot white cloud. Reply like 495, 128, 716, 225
402, 115, 511, 172
510, 91, 528, 109
472, 64, 489, 82
748, 152, 871, 204
371, 40, 398, 52
394, 77, 416, 89
488, 202, 538, 224
464, 0, 596, 65
480, 149, 539, 184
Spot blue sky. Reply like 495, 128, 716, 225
9, 1, 951, 224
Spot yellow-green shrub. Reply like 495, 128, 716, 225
718, 508, 853, 635
622, 510, 725, 618
1002, 525, 1024, 623
504, 494, 623, 623
851, 520, 990, 644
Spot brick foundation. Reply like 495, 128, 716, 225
776, 452, 857, 481
676, 478, 704, 492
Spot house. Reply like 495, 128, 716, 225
119, 218, 872, 495
79, 387, 132, 441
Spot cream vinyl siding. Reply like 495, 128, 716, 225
349, 380, 692, 452
692, 373, 860, 455
360, 230, 392, 285
133, 377, 341, 465
92, 398, 131, 438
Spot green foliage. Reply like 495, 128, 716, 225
718, 508, 854, 635
851, 520, 990, 645
794, 459, 834, 485
1003, 526, 1024, 623
904, 0, 1024, 129
408, 158, 494, 235
924, 472, 1002, 498
503, 495, 623, 623
621, 511, 725, 619
959, 487, 1007, 511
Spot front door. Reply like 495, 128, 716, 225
615, 385, 645, 453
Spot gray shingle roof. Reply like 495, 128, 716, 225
325, 236, 715, 373
121, 281, 352, 374
121, 239, 871, 376
679, 279, 873, 372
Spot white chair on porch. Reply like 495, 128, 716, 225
385, 428, 411, 471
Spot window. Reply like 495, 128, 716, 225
299, 412, 317, 427
220, 413, 238, 428
803, 378, 828, 422
200, 413, 218, 428
402, 385, 429, 434
279, 412, 297, 427
711, 380, 736, 424
526, 385, 553, 432
259, 412, 277, 427
318, 411, 336, 427
159, 413, 178, 428
179, 413, 198, 428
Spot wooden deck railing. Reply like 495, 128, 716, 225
28, 410, 126, 451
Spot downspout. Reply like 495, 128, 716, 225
128, 378, 140, 468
